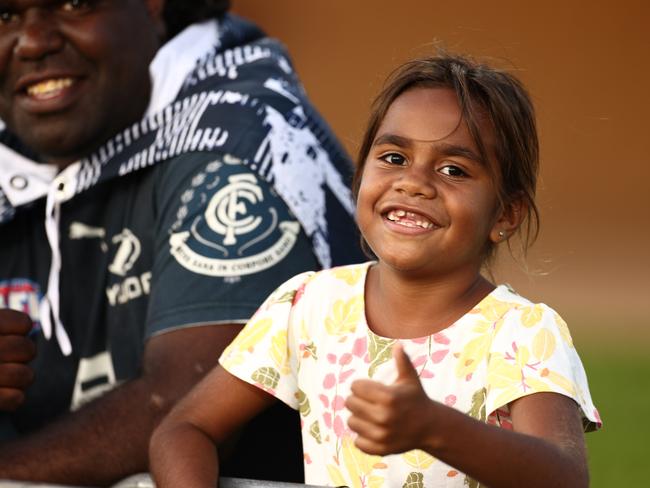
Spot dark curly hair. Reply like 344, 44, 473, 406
163, 0, 231, 40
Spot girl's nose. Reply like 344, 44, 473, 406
13, 10, 65, 61
394, 165, 437, 199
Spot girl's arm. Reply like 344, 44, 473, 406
149, 365, 277, 488
346, 344, 588, 488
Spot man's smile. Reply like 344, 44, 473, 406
25, 77, 74, 99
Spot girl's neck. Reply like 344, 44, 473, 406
364, 263, 495, 339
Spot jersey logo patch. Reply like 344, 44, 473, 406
108, 229, 142, 277
169, 158, 299, 277
0, 279, 42, 333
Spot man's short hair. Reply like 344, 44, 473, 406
163, 0, 231, 40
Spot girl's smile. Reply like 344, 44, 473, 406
384, 207, 439, 232
356, 86, 507, 280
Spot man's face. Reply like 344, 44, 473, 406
0, 0, 163, 166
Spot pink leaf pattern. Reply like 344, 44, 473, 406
332, 395, 346, 411
333, 415, 345, 437
323, 373, 336, 389
323, 412, 332, 428
412, 355, 428, 368
352, 336, 367, 357
339, 353, 353, 365
434, 332, 450, 345
338, 369, 355, 383
319, 394, 329, 408
431, 349, 449, 363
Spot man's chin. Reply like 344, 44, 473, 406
11, 126, 98, 167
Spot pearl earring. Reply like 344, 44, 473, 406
498, 231, 505, 239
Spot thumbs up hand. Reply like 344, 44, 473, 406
345, 343, 439, 456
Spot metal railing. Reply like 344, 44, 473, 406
0, 474, 333, 488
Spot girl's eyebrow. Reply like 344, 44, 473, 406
373, 133, 413, 148
436, 143, 484, 165
373, 134, 484, 164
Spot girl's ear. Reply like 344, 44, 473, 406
489, 196, 527, 243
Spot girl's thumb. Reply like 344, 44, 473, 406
393, 342, 419, 383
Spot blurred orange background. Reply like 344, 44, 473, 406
233, 0, 650, 342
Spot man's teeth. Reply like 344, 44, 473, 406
26, 78, 73, 97
386, 209, 434, 229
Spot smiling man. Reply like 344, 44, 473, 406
0, 0, 362, 485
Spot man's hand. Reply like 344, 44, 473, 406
0, 309, 36, 412
346, 343, 437, 455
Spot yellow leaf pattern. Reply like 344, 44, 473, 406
231, 317, 272, 352
470, 296, 513, 322
332, 266, 365, 285
515, 345, 531, 369
402, 450, 435, 469
340, 436, 384, 488
487, 354, 522, 388
326, 464, 347, 487
456, 333, 492, 378
492, 386, 524, 408
325, 297, 363, 335
554, 313, 574, 347
521, 304, 544, 328
541, 368, 577, 395
532, 328, 556, 361
270, 330, 290, 374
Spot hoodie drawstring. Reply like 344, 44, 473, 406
38, 164, 80, 357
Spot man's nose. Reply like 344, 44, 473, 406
13, 10, 64, 60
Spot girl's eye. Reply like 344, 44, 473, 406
380, 153, 406, 165
439, 165, 467, 177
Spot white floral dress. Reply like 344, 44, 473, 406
220, 262, 600, 488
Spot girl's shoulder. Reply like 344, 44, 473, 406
489, 284, 563, 316
486, 284, 574, 346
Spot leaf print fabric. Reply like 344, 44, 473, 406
219, 262, 601, 487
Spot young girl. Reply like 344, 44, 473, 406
149, 53, 600, 488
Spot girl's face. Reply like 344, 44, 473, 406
356, 86, 507, 280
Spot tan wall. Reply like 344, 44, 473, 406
232, 0, 650, 338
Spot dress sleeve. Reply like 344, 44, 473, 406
219, 270, 315, 410
485, 303, 602, 431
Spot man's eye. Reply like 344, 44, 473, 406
0, 10, 18, 24
380, 153, 406, 165
439, 165, 467, 177
62, 0, 90, 11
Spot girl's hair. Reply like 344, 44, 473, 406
163, 0, 231, 40
353, 53, 540, 259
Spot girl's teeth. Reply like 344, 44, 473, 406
386, 210, 434, 229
